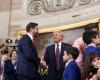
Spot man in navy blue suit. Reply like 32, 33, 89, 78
83, 31, 100, 77
63, 47, 81, 80
83, 31, 100, 60
17, 22, 40, 80
44, 31, 72, 80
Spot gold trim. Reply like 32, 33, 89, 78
17, 17, 100, 39
39, 17, 100, 33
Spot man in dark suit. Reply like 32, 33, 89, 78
44, 31, 72, 80
83, 31, 100, 60
17, 22, 40, 80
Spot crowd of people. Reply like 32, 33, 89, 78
0, 50, 17, 80
0, 22, 100, 80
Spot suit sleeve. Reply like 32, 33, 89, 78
21, 43, 40, 65
44, 47, 49, 65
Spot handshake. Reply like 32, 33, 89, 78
38, 58, 48, 76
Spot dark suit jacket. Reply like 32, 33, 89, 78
4, 59, 17, 80
94, 47, 100, 55
16, 34, 40, 78
84, 46, 96, 60
63, 60, 81, 80
84, 46, 100, 61
44, 42, 72, 80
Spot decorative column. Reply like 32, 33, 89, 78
0, 0, 11, 38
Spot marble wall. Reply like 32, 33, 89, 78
37, 28, 84, 57
0, 0, 11, 38
0, 0, 100, 40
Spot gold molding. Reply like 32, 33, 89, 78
39, 17, 100, 33
17, 17, 100, 39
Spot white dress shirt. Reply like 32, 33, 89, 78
12, 60, 17, 70
55, 42, 62, 54
65, 59, 74, 68
1, 61, 4, 69
27, 33, 33, 40
88, 43, 96, 47
0, 61, 4, 80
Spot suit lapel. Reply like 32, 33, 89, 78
25, 34, 36, 49
61, 43, 65, 56
26, 34, 33, 44
52, 44, 56, 64
60, 43, 65, 68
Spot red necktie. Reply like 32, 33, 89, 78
32, 38, 38, 47
56, 44, 60, 70
32, 39, 35, 44
32, 38, 37, 46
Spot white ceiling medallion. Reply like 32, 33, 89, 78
28, 0, 42, 15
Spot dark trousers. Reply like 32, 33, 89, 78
18, 76, 35, 80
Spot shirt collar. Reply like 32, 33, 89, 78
27, 33, 33, 40
65, 59, 74, 68
88, 43, 96, 47
55, 42, 62, 46
12, 60, 16, 63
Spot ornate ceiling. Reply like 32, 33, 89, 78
27, 0, 92, 15
10, 0, 100, 32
